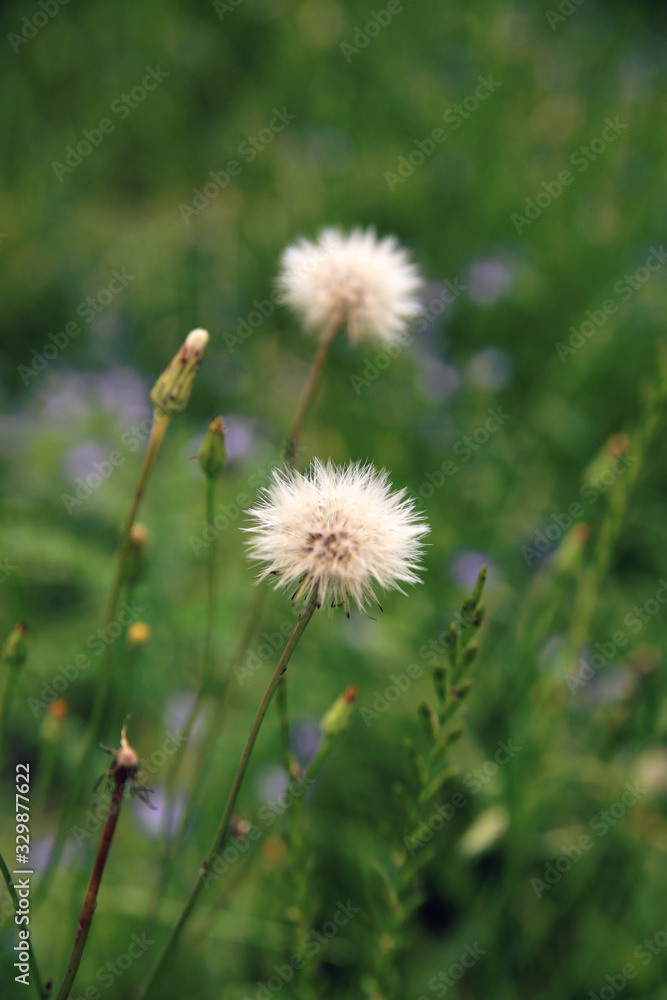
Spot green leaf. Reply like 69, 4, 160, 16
417, 700, 439, 742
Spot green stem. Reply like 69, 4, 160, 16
54, 770, 128, 1000
147, 474, 219, 926
38, 410, 170, 902
275, 676, 295, 778
137, 592, 319, 1000
0, 850, 48, 999
203, 476, 218, 695
285, 318, 339, 467
162, 581, 268, 880
566, 357, 667, 657
0, 668, 20, 769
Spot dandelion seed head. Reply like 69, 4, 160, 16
245, 459, 429, 615
276, 227, 423, 346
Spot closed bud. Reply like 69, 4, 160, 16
320, 684, 358, 736
2, 622, 28, 669
199, 417, 226, 480
151, 328, 210, 415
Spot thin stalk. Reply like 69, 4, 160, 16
275, 676, 295, 779
566, 358, 667, 658
0, 850, 48, 999
39, 410, 170, 901
137, 592, 319, 1000
0, 668, 20, 767
54, 770, 129, 1000
285, 317, 339, 466
147, 474, 219, 926
158, 581, 268, 892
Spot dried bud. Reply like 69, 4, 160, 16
151, 328, 210, 416
320, 684, 358, 737
2, 622, 28, 670
198, 417, 226, 480
115, 723, 140, 772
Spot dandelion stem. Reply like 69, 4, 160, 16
39, 410, 170, 901
137, 591, 319, 1000
54, 769, 129, 1000
286, 317, 339, 466
0, 851, 48, 999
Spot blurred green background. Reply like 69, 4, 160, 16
2, 0, 667, 997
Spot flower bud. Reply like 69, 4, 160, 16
199, 417, 226, 480
2, 622, 28, 670
127, 622, 151, 647
320, 684, 358, 737
151, 328, 210, 416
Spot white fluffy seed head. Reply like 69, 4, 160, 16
276, 227, 423, 346
244, 459, 429, 615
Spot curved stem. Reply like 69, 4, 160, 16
0, 850, 48, 999
285, 318, 339, 467
39, 411, 170, 902
54, 770, 129, 1000
137, 592, 319, 1000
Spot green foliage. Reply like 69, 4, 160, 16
2, 1, 667, 998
